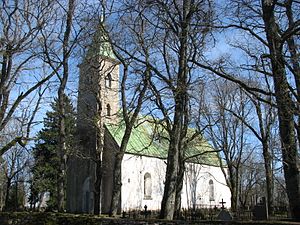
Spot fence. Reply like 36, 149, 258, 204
122, 207, 290, 221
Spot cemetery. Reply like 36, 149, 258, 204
0, 0, 300, 224
0, 211, 299, 225
0, 198, 297, 225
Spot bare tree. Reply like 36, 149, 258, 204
247, 95, 276, 215
261, 1, 300, 218
224, 89, 277, 215
0, 85, 45, 210
105, 10, 151, 216
238, 155, 264, 209
0, 0, 61, 156
2, 147, 28, 211
0, 119, 31, 211
203, 80, 253, 212
190, 0, 300, 220
56, 0, 76, 213
39, 0, 85, 211
184, 163, 203, 210
107, 0, 213, 219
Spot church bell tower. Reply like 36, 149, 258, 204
66, 24, 119, 213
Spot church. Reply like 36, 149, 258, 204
66, 31, 231, 214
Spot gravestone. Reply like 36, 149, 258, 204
253, 197, 268, 220
144, 205, 148, 218
217, 199, 232, 221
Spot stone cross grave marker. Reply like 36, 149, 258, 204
220, 199, 226, 209
217, 198, 232, 221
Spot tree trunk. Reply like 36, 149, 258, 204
109, 126, 132, 216
57, 73, 67, 212
57, 107, 66, 212
94, 122, 103, 214
160, 135, 180, 219
230, 167, 238, 212
255, 100, 274, 216
94, 94, 104, 214
262, 1, 300, 220
109, 152, 123, 216
93, 151, 102, 215
231, 190, 238, 212
174, 159, 185, 219
3, 178, 11, 211
108, 57, 149, 216
262, 143, 274, 215
57, 0, 75, 212
285, 1, 300, 149
160, 1, 190, 219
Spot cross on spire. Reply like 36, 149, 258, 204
219, 198, 226, 209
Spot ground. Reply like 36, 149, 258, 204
0, 212, 299, 225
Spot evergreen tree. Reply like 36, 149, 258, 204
30, 95, 75, 211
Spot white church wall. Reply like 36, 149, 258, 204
121, 153, 231, 211
181, 163, 231, 209
121, 154, 166, 211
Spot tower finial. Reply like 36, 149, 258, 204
100, 0, 106, 23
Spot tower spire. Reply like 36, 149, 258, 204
100, 0, 106, 23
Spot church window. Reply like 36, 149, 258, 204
144, 173, 152, 199
85, 191, 90, 212
98, 101, 102, 112
105, 73, 112, 88
106, 104, 111, 116
209, 179, 215, 201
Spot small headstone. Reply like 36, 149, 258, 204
253, 197, 268, 220
217, 210, 233, 221
217, 199, 232, 221
144, 205, 148, 219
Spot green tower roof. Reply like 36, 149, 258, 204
86, 23, 116, 60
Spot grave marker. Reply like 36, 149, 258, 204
253, 197, 268, 220
217, 198, 232, 221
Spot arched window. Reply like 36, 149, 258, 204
105, 73, 112, 88
83, 177, 92, 213
98, 102, 102, 112
106, 104, 111, 116
144, 173, 152, 199
209, 179, 214, 201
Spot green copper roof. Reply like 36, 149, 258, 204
86, 24, 116, 60
106, 119, 219, 166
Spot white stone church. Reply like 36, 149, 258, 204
66, 31, 231, 214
